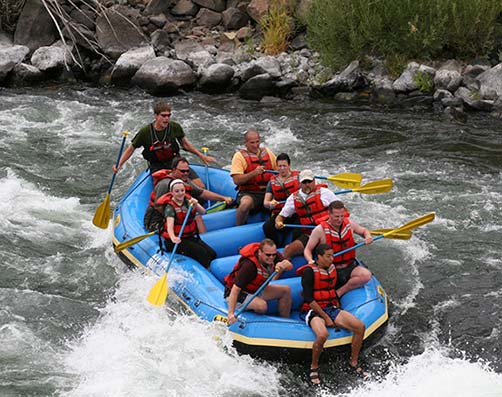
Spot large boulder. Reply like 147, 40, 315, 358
0, 45, 30, 83
13, 0, 58, 52
196, 8, 222, 28
132, 56, 197, 95
8, 63, 43, 86
455, 86, 494, 111
316, 60, 366, 96
111, 46, 156, 85
392, 62, 436, 93
239, 73, 276, 100
30, 43, 73, 73
95, 5, 148, 59
199, 63, 235, 92
222, 7, 249, 30
434, 60, 462, 93
477, 63, 502, 99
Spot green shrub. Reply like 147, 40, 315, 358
305, 0, 502, 70
259, 0, 293, 55
414, 70, 434, 93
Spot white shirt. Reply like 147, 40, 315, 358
279, 187, 337, 218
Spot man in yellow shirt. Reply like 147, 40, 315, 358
230, 129, 277, 225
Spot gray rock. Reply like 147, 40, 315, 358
151, 30, 172, 52
444, 106, 467, 123
455, 86, 494, 111
69, 6, 96, 30
371, 76, 395, 104
9, 63, 43, 86
31, 44, 73, 72
433, 89, 453, 101
392, 62, 436, 93
199, 63, 234, 92
172, 0, 199, 16
255, 56, 281, 78
111, 46, 156, 84
222, 7, 249, 30
174, 40, 205, 61
150, 14, 168, 28
132, 56, 197, 94
317, 60, 366, 96
196, 8, 222, 28
0, 45, 30, 82
247, 0, 269, 23
13, 0, 58, 53
463, 64, 489, 78
441, 96, 463, 107
0, 32, 13, 48
237, 61, 267, 82
239, 73, 276, 100
95, 5, 148, 59
476, 63, 502, 99
192, 0, 226, 12
434, 69, 462, 92
290, 33, 307, 51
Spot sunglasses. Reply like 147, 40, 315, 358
262, 252, 277, 257
159, 112, 171, 118
301, 179, 314, 184
178, 169, 190, 173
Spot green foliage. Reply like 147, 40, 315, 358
414, 70, 434, 93
259, 0, 293, 55
305, 0, 502, 69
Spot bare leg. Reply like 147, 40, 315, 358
310, 317, 329, 369
236, 195, 254, 225
334, 310, 365, 367
336, 266, 372, 297
283, 240, 304, 260
261, 284, 292, 318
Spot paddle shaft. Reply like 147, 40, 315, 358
202, 147, 211, 206
108, 134, 128, 194
235, 271, 278, 317
162, 204, 193, 274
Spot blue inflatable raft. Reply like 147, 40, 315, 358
112, 165, 388, 359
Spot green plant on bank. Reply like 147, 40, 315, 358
414, 70, 434, 93
305, 0, 502, 70
259, 0, 293, 55
244, 36, 256, 55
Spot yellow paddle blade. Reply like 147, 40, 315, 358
384, 212, 435, 238
147, 273, 169, 306
370, 228, 412, 240
206, 201, 227, 214
353, 179, 393, 194
92, 193, 111, 229
327, 173, 362, 189
114, 231, 156, 253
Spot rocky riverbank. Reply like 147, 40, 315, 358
2, 0, 502, 122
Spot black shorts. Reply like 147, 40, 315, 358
335, 261, 358, 289
300, 306, 341, 326
236, 191, 266, 213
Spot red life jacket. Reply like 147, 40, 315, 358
293, 184, 329, 233
224, 242, 271, 293
270, 170, 300, 214
141, 123, 180, 167
151, 169, 172, 187
149, 173, 192, 207
321, 218, 356, 267
156, 193, 198, 239
237, 148, 274, 192
297, 264, 339, 311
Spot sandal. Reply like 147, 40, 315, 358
309, 367, 321, 386
349, 364, 370, 380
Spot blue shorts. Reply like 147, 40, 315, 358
300, 306, 341, 326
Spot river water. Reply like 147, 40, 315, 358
1, 86, 502, 396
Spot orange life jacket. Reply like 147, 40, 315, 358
293, 184, 329, 233
297, 264, 339, 311
321, 218, 356, 267
156, 193, 198, 239
224, 242, 271, 293
270, 171, 300, 214
237, 148, 274, 192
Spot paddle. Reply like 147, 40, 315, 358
335, 178, 393, 195
201, 146, 211, 206
283, 224, 412, 239
265, 170, 363, 189
234, 271, 278, 318
147, 204, 193, 306
93, 131, 129, 229
206, 200, 227, 214
332, 212, 435, 258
